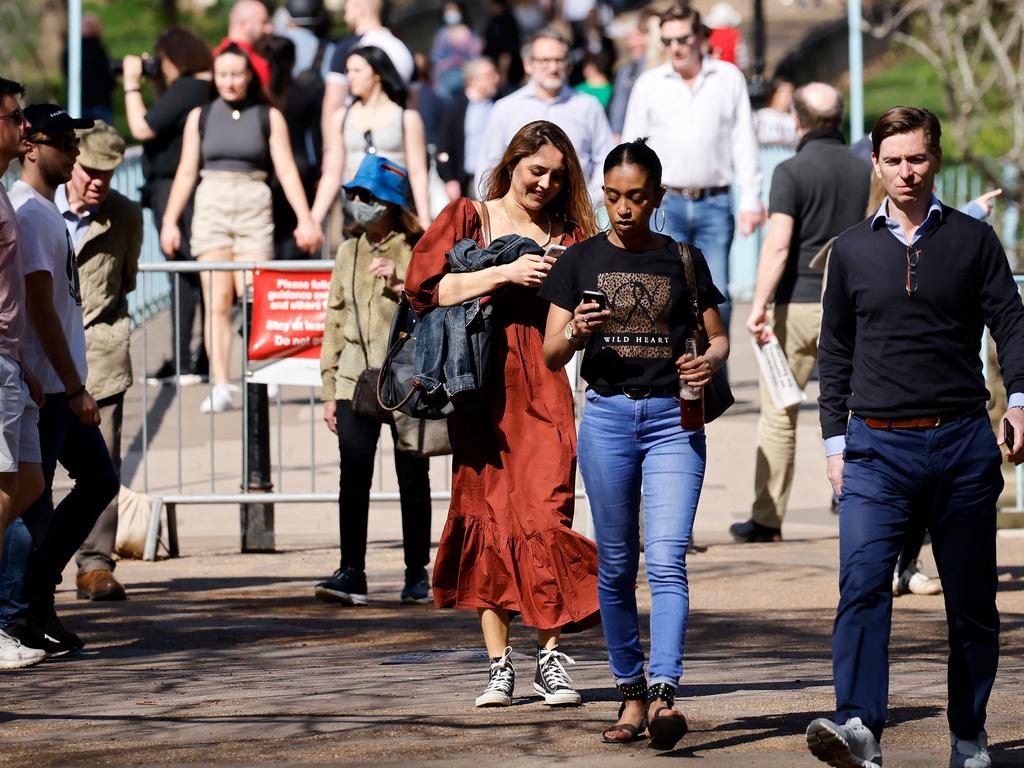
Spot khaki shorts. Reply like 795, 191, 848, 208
191, 170, 274, 259
0, 355, 41, 473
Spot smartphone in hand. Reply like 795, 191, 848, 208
543, 244, 566, 262
1005, 418, 1016, 453
581, 289, 607, 310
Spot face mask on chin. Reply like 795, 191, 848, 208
345, 198, 389, 227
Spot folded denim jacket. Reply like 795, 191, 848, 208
413, 234, 542, 400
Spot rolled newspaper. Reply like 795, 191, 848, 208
751, 327, 807, 410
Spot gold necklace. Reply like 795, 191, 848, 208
500, 198, 552, 248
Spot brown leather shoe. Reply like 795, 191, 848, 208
76, 570, 126, 601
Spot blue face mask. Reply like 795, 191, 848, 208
443, 9, 463, 26
344, 198, 388, 227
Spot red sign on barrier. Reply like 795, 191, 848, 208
248, 269, 332, 361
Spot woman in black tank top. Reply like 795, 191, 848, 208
159, 43, 324, 412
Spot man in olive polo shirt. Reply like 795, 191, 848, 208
56, 121, 142, 601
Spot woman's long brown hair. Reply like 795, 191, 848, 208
481, 120, 598, 237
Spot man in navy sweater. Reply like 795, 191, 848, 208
807, 106, 1024, 768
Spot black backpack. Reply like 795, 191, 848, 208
289, 39, 329, 170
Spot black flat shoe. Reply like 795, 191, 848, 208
647, 707, 688, 750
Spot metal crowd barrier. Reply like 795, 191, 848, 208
135, 260, 589, 560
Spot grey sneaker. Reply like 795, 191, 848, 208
950, 730, 990, 768
400, 568, 431, 604
314, 567, 368, 605
475, 646, 515, 707
806, 716, 883, 767
533, 646, 581, 706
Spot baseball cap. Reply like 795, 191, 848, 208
286, 0, 327, 28
343, 154, 411, 208
76, 120, 126, 171
23, 103, 93, 138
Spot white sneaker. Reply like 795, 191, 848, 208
475, 646, 515, 707
806, 716, 883, 767
893, 561, 943, 596
199, 383, 238, 413
950, 730, 991, 768
0, 628, 46, 670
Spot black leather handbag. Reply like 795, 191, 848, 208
350, 242, 392, 423
679, 242, 735, 423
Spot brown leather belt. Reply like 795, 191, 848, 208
666, 185, 730, 201
863, 416, 943, 429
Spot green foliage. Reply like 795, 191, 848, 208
860, 52, 1013, 161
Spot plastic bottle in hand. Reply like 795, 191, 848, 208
680, 337, 705, 430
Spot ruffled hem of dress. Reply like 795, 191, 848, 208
431, 513, 601, 633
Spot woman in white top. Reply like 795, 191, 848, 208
311, 45, 431, 231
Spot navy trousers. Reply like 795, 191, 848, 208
834, 415, 1002, 741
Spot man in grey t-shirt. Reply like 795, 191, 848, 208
731, 83, 870, 543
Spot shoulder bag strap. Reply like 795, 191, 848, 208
350, 238, 371, 370
677, 241, 704, 334
471, 199, 493, 246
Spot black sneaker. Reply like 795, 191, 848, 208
400, 568, 431, 604
3, 620, 73, 657
533, 646, 581, 706
314, 567, 368, 605
44, 609, 84, 650
146, 359, 177, 385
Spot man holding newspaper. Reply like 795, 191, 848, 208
731, 83, 870, 543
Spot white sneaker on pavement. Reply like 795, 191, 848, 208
199, 383, 238, 413
0, 628, 46, 670
950, 730, 991, 768
806, 716, 883, 767
893, 561, 943, 596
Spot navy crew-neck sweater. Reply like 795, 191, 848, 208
818, 205, 1024, 440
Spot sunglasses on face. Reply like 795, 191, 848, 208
0, 108, 23, 124
661, 34, 697, 48
30, 135, 80, 153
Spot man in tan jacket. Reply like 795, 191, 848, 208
56, 121, 142, 600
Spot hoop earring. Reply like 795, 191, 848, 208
654, 207, 666, 233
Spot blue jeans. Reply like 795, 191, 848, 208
577, 389, 706, 687
835, 415, 1001, 741
0, 394, 118, 626
658, 190, 735, 332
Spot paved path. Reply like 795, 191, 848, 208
17, 302, 1024, 766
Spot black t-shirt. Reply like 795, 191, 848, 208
540, 233, 725, 391
142, 76, 213, 180
769, 135, 871, 303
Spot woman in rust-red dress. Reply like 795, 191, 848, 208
405, 121, 600, 709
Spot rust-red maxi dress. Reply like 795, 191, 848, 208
405, 199, 600, 632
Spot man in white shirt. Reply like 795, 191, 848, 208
475, 28, 614, 204
622, 4, 762, 333
0, 104, 118, 656
321, 0, 414, 153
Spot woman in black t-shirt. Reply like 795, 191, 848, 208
540, 140, 729, 749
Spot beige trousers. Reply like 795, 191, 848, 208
751, 302, 822, 529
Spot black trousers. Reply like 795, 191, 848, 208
335, 400, 431, 573
147, 177, 206, 369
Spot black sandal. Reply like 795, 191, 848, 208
601, 680, 648, 744
646, 682, 688, 750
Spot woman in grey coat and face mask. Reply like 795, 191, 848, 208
315, 153, 435, 607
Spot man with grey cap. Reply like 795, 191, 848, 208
55, 120, 142, 601
0, 104, 118, 654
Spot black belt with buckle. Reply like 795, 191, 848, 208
666, 185, 730, 201
590, 384, 679, 400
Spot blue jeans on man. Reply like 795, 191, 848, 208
0, 393, 118, 628
835, 414, 1001, 741
658, 190, 736, 333
578, 390, 706, 687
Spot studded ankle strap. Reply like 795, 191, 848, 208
647, 682, 675, 707
617, 680, 647, 701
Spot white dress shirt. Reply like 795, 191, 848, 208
622, 59, 762, 213
475, 83, 614, 204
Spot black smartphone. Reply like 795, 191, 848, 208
1005, 418, 1015, 452
581, 289, 607, 310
